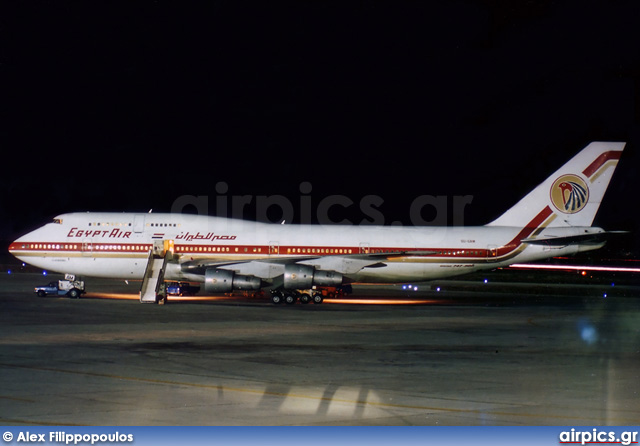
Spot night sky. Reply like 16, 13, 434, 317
2, 1, 639, 254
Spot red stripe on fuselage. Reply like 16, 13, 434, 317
496, 206, 553, 257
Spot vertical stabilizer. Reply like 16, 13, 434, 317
487, 142, 625, 228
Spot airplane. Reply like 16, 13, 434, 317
9, 141, 626, 305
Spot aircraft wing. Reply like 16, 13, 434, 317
296, 250, 436, 274
179, 250, 436, 279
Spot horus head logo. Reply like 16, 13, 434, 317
550, 174, 589, 214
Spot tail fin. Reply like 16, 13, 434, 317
487, 141, 625, 228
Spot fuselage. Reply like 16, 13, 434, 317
9, 142, 623, 294
9, 211, 602, 284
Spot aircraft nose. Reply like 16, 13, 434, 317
8, 232, 32, 257
8, 239, 25, 256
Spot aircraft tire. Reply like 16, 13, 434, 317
299, 293, 311, 304
284, 294, 296, 305
312, 294, 324, 304
271, 294, 283, 304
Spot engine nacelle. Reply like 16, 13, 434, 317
283, 264, 343, 289
204, 268, 261, 293
232, 274, 262, 291
284, 264, 314, 289
205, 268, 234, 293
312, 269, 343, 287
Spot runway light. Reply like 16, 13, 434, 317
603, 293, 608, 298
436, 287, 441, 292
581, 271, 587, 276
483, 279, 488, 284
7, 270, 11, 275
42, 270, 47, 276
413, 286, 418, 291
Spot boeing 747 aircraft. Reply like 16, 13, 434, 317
9, 142, 625, 304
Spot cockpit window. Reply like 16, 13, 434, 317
53, 218, 63, 224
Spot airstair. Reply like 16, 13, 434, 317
140, 241, 171, 304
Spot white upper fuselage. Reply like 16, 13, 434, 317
9, 211, 601, 283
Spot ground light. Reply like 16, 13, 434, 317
510, 263, 640, 273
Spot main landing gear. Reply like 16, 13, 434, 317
270, 289, 324, 305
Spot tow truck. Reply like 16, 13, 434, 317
166, 281, 200, 296
34, 275, 85, 298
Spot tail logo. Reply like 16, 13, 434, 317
550, 174, 589, 214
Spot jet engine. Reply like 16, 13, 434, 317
204, 268, 261, 293
283, 264, 343, 289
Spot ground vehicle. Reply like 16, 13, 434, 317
35, 279, 85, 298
166, 281, 200, 296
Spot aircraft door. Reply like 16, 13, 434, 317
152, 240, 165, 256
81, 239, 93, 257
487, 244, 498, 261
153, 239, 175, 257
269, 241, 279, 256
164, 239, 175, 255
133, 214, 145, 233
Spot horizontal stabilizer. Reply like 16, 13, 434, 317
522, 231, 629, 246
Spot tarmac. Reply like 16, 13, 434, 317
0, 271, 639, 425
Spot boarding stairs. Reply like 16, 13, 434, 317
139, 248, 169, 304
